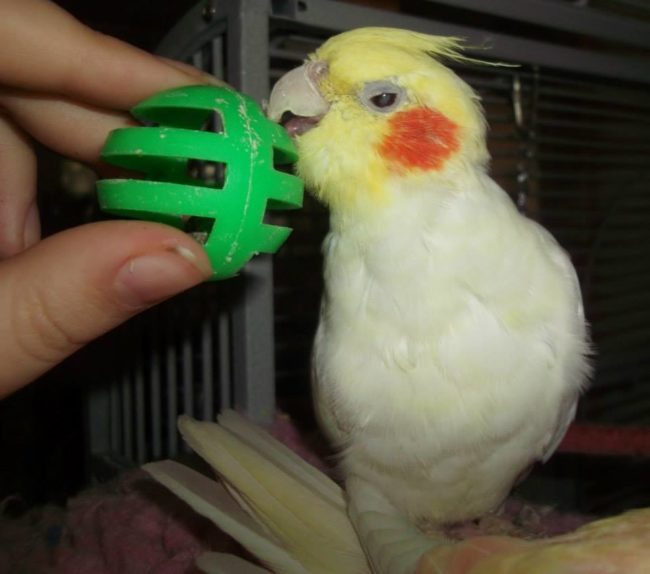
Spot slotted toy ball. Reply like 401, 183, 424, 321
96, 85, 303, 280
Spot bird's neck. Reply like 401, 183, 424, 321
326, 164, 489, 235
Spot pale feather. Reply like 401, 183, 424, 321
144, 460, 306, 574
313, 169, 591, 522
174, 415, 369, 574
216, 409, 344, 510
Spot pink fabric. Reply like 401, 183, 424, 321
0, 471, 230, 574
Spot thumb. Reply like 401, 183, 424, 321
0, 220, 212, 397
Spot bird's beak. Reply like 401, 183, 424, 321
267, 62, 330, 136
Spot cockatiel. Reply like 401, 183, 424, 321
267, 27, 591, 526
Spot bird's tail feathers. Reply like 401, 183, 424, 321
146, 411, 369, 574
144, 460, 306, 573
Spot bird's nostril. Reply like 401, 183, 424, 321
309, 61, 329, 81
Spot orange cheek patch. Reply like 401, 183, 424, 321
378, 107, 460, 171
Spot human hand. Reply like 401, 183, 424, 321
0, 0, 218, 397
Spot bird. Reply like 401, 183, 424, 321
266, 27, 592, 527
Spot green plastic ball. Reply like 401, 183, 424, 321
96, 85, 303, 280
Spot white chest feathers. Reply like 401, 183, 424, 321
312, 176, 590, 521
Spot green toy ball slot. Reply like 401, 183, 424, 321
96, 85, 304, 280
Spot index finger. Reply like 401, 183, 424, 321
0, 0, 219, 110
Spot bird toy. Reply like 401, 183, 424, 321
96, 85, 303, 280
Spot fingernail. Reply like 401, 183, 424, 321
114, 243, 212, 307
199, 72, 230, 87
159, 56, 228, 87
23, 202, 41, 249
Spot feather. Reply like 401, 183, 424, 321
161, 414, 369, 574
314, 27, 506, 68
216, 410, 344, 510
144, 460, 306, 574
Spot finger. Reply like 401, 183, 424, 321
0, 0, 219, 111
0, 221, 212, 397
160, 57, 231, 89
0, 112, 40, 258
0, 89, 134, 166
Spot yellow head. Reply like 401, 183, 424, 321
267, 27, 489, 214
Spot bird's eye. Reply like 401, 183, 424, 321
360, 81, 406, 113
370, 92, 397, 108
